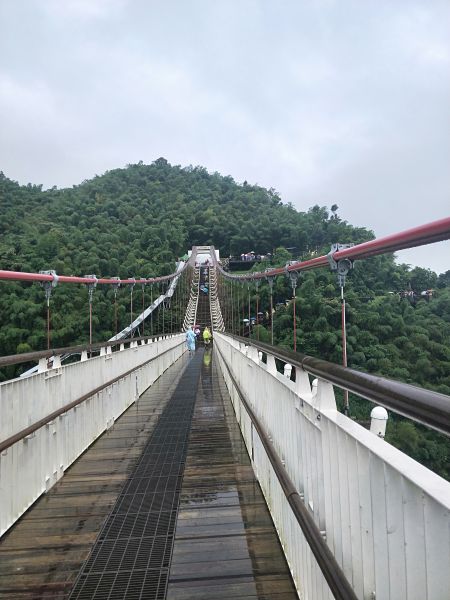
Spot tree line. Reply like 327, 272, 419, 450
0, 159, 448, 478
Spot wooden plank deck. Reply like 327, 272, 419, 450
167, 349, 297, 599
0, 356, 188, 599
0, 348, 298, 599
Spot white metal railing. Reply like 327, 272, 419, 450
208, 264, 225, 332
214, 332, 450, 600
182, 267, 200, 331
0, 335, 186, 537
109, 260, 185, 342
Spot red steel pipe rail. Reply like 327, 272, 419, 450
0, 252, 197, 286
0, 219, 448, 286
0, 272, 172, 285
0, 270, 183, 286
214, 216, 450, 280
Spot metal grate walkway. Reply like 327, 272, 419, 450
68, 352, 203, 600
195, 267, 211, 331
166, 348, 297, 599
0, 348, 297, 599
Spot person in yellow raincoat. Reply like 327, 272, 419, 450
202, 326, 212, 345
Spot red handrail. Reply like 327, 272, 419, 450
216, 216, 450, 280
0, 272, 179, 285
0, 256, 194, 286
0, 218, 448, 285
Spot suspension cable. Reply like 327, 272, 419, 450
150, 283, 154, 336
248, 284, 251, 337
286, 270, 299, 353
255, 280, 260, 341
232, 280, 236, 335
170, 290, 173, 334
242, 282, 245, 337
161, 283, 166, 335
267, 275, 275, 345
129, 279, 136, 329
141, 284, 145, 336
341, 284, 349, 415
85, 276, 97, 347
111, 277, 120, 337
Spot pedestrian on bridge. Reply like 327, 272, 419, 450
186, 327, 196, 353
203, 326, 212, 345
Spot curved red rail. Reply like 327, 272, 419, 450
0, 257, 195, 286
0, 272, 180, 285
0, 218, 448, 285
216, 217, 450, 280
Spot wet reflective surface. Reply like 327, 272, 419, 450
0, 356, 190, 599
0, 348, 297, 599
167, 348, 297, 599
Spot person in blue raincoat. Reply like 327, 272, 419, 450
186, 326, 196, 353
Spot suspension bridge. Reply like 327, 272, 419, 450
0, 218, 450, 599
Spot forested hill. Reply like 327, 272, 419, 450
0, 158, 449, 477
0, 157, 374, 278
0, 157, 448, 356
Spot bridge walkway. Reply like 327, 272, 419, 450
0, 347, 297, 599
195, 267, 211, 332
166, 348, 296, 600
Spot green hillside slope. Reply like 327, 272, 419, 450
0, 159, 448, 477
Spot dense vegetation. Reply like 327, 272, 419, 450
221, 248, 450, 478
0, 158, 372, 356
0, 158, 449, 478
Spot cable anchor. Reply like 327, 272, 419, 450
111, 277, 121, 299
327, 244, 354, 287
285, 262, 300, 292
265, 269, 275, 291
84, 274, 98, 303
39, 270, 59, 306
127, 277, 136, 302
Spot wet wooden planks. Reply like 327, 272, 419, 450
0, 355, 190, 599
0, 348, 299, 599
166, 348, 298, 600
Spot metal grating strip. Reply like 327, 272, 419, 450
69, 351, 203, 600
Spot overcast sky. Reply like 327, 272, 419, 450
1, 0, 449, 273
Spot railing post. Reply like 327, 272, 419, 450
266, 354, 277, 375
370, 406, 388, 438
294, 367, 311, 397
247, 345, 259, 363
284, 363, 292, 379
38, 358, 48, 373
312, 379, 336, 411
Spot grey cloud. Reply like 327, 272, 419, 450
0, 0, 448, 272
